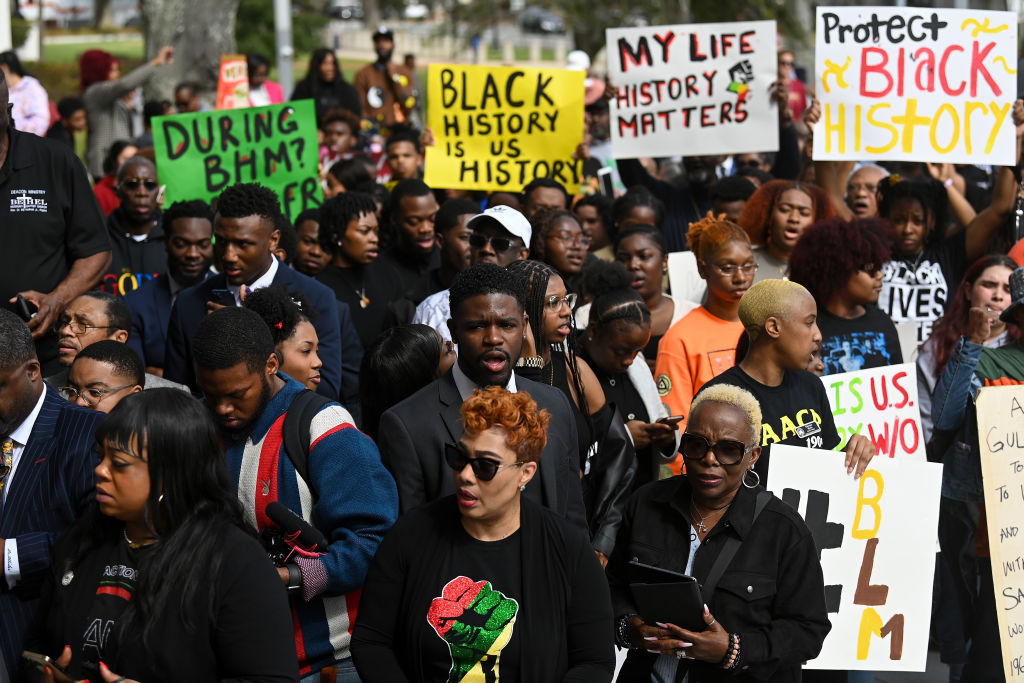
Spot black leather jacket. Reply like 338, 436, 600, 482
584, 402, 637, 556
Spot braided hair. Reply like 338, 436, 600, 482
585, 260, 651, 331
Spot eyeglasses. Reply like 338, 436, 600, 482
710, 262, 758, 277
847, 183, 879, 194
445, 442, 523, 481
550, 231, 591, 248
680, 432, 754, 466
119, 179, 159, 191
469, 232, 517, 253
545, 293, 577, 311
778, 60, 794, 67
59, 384, 134, 406
54, 316, 113, 336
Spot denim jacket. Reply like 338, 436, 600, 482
930, 337, 985, 502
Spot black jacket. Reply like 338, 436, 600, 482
608, 477, 830, 682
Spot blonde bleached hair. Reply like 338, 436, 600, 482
461, 386, 551, 463
738, 279, 812, 343
690, 384, 762, 446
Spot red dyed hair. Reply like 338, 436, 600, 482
461, 387, 551, 463
788, 218, 892, 309
80, 50, 118, 91
687, 211, 750, 262
736, 179, 834, 248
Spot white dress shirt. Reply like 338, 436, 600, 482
3, 385, 47, 589
230, 256, 280, 305
451, 359, 517, 402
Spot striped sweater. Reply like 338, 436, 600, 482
225, 374, 399, 675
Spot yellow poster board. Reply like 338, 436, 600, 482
978, 385, 1024, 679
424, 64, 585, 192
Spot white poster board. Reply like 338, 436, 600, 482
606, 21, 778, 158
813, 6, 1017, 165
820, 363, 926, 460
768, 444, 942, 671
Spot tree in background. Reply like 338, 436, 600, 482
235, 0, 328, 70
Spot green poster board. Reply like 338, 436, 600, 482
153, 99, 322, 220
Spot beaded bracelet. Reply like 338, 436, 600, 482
719, 632, 742, 671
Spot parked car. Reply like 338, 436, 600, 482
327, 0, 363, 20
519, 7, 565, 34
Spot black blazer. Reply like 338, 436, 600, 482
162, 260, 350, 398
0, 386, 104, 681
377, 370, 588, 531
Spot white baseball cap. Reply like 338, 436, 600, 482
467, 205, 532, 246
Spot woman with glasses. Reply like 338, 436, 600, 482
352, 386, 614, 682
607, 383, 830, 682
508, 259, 635, 567
529, 208, 591, 297
316, 191, 406, 347
789, 218, 903, 375
655, 214, 756, 430
28, 389, 299, 683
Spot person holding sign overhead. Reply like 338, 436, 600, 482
607, 383, 830, 682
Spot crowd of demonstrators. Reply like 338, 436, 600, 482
7, 26, 1024, 683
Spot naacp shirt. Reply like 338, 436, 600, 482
0, 128, 108, 303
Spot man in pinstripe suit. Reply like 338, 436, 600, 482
0, 308, 104, 681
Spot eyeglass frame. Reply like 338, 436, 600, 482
549, 231, 591, 248
545, 293, 578, 311
469, 232, 518, 253
118, 179, 159, 191
59, 384, 136, 407
54, 315, 115, 336
444, 442, 524, 481
679, 432, 756, 466
705, 261, 759, 277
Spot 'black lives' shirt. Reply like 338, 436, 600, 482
700, 366, 840, 484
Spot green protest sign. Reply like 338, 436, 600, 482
153, 99, 321, 220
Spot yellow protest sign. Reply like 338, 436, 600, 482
424, 64, 585, 192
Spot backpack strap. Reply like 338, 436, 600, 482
282, 389, 334, 501
700, 489, 774, 602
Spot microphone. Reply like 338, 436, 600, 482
265, 502, 328, 553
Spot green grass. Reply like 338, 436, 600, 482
484, 45, 556, 62
42, 37, 143, 64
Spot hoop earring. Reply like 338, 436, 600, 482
742, 469, 760, 489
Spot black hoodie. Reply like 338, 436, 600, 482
100, 208, 166, 296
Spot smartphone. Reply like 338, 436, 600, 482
210, 288, 236, 307
22, 651, 74, 683
597, 166, 614, 197
13, 294, 36, 322
657, 415, 684, 427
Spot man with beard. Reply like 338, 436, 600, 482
377, 178, 439, 295
99, 156, 166, 296
354, 26, 416, 129
378, 262, 586, 529
123, 199, 214, 375
191, 306, 397, 682
0, 308, 104, 681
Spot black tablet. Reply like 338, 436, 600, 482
627, 560, 706, 631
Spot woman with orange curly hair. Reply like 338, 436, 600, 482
352, 386, 614, 683
654, 213, 756, 427
736, 180, 834, 283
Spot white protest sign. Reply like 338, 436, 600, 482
813, 6, 1017, 165
606, 21, 778, 159
769, 445, 941, 671
977, 386, 1024, 679
821, 363, 925, 460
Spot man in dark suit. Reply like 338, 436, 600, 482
163, 184, 350, 398
0, 308, 104, 680
378, 262, 586, 530
124, 199, 215, 375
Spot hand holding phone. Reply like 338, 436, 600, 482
22, 650, 75, 683
656, 415, 684, 427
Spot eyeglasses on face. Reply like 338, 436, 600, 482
550, 231, 591, 248
59, 384, 134, 406
545, 293, 578, 311
679, 432, 754, 466
119, 179, 159, 191
445, 442, 523, 481
469, 232, 516, 253
54, 316, 113, 336
709, 262, 758, 277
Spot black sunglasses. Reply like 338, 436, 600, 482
469, 232, 515, 253
121, 179, 159, 191
444, 442, 523, 481
680, 432, 753, 466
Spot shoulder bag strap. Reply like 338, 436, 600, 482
700, 490, 773, 602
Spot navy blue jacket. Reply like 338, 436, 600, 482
163, 260, 345, 398
124, 271, 216, 371
0, 386, 104, 680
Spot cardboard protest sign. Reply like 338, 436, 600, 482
813, 6, 1017, 165
977, 385, 1024, 679
769, 444, 941, 671
153, 100, 321, 220
424, 64, 585, 192
605, 21, 778, 159
215, 54, 250, 110
821, 363, 925, 460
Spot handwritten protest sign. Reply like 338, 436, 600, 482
605, 21, 778, 158
153, 100, 321, 220
424, 64, 584, 192
215, 54, 249, 110
978, 386, 1024, 678
813, 7, 1017, 165
821, 363, 925, 460
769, 445, 941, 671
